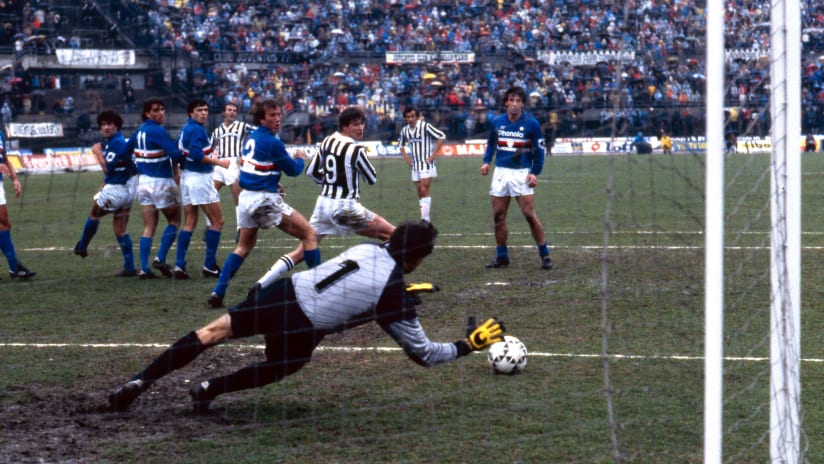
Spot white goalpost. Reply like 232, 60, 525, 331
705, 0, 802, 462
769, 0, 802, 462
704, 0, 725, 462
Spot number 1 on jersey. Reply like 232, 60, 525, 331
315, 260, 360, 293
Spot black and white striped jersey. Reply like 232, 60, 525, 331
306, 131, 377, 200
399, 120, 446, 170
210, 121, 255, 159
292, 242, 460, 366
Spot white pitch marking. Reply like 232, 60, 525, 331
2, 342, 823, 363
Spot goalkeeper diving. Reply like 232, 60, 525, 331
108, 220, 505, 413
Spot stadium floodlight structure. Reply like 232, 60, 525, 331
705, 0, 802, 462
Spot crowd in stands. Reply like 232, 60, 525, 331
4, 0, 824, 141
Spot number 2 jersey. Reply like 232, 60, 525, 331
238, 126, 304, 193
291, 242, 460, 366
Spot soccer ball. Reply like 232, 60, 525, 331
487, 335, 527, 374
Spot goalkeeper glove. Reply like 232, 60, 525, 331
405, 282, 440, 294
465, 316, 505, 351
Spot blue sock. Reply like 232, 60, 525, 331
118, 234, 135, 271
0, 230, 18, 272
139, 236, 152, 272
537, 241, 550, 258
213, 253, 244, 297
204, 229, 221, 269
304, 248, 321, 268
496, 245, 508, 260
156, 224, 178, 263
175, 230, 193, 269
78, 218, 99, 250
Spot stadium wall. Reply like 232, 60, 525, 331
2, 136, 816, 176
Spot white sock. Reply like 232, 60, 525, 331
256, 255, 295, 287
420, 197, 431, 222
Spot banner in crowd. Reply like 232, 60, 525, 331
385, 52, 475, 64
538, 50, 635, 66
5, 122, 64, 138
8, 147, 99, 174
55, 49, 137, 68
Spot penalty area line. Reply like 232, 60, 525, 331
2, 342, 822, 363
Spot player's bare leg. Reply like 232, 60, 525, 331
486, 196, 511, 268
249, 211, 321, 294
515, 194, 552, 269
356, 215, 395, 241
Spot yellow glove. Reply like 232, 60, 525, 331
466, 317, 505, 351
405, 282, 440, 294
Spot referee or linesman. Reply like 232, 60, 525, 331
399, 107, 446, 222
210, 102, 255, 206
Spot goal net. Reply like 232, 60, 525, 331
0, 0, 811, 462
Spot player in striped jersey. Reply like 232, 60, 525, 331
124, 98, 185, 279
399, 107, 445, 222
108, 221, 506, 413
480, 86, 553, 270
173, 99, 231, 280
210, 102, 254, 206
207, 99, 319, 308
251, 106, 395, 292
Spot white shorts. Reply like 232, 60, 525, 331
236, 190, 294, 229
212, 158, 239, 186
0, 180, 6, 206
137, 176, 180, 209
411, 166, 437, 182
309, 196, 375, 236
95, 177, 137, 212
180, 170, 220, 206
489, 167, 534, 197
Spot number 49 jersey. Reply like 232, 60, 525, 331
292, 242, 412, 332
305, 131, 377, 200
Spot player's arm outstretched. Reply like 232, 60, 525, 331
380, 283, 504, 366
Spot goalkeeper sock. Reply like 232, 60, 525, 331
256, 255, 294, 288
207, 358, 296, 396
138, 331, 207, 386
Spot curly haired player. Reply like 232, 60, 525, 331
480, 85, 552, 270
